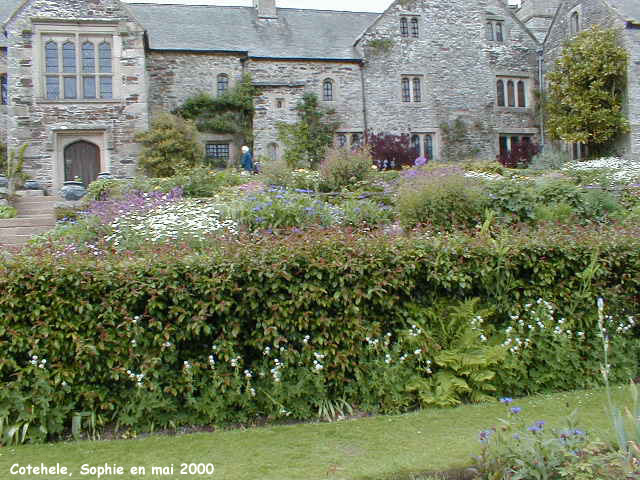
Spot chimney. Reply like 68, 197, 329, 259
253, 0, 277, 19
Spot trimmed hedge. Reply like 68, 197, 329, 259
1, 227, 639, 441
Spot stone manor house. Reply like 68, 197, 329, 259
0, 0, 638, 190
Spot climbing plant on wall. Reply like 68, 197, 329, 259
177, 74, 257, 153
277, 93, 340, 169
546, 27, 629, 155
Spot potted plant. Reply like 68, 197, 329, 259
61, 176, 87, 201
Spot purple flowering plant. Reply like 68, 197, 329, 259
473, 402, 593, 478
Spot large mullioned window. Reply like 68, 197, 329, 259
44, 38, 113, 100
496, 78, 527, 108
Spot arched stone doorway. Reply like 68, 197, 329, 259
64, 141, 100, 186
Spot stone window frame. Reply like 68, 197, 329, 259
33, 21, 122, 103
322, 78, 336, 102
410, 131, 438, 160
336, 133, 347, 148
276, 98, 285, 109
569, 6, 582, 36
401, 75, 423, 103
496, 128, 538, 156
266, 142, 279, 161
496, 75, 530, 109
217, 73, 229, 96
400, 16, 419, 39
205, 142, 230, 162
0, 73, 6, 105
486, 19, 505, 42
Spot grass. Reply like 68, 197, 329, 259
0, 386, 631, 480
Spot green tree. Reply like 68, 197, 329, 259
177, 74, 257, 163
546, 27, 629, 155
277, 93, 340, 169
135, 113, 204, 177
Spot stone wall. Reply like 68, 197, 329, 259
0, 48, 7, 143
516, 0, 562, 41
359, 0, 539, 161
146, 52, 245, 115
544, 0, 635, 156
624, 27, 640, 157
247, 58, 365, 160
4, 0, 149, 191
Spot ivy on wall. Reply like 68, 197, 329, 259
176, 74, 257, 153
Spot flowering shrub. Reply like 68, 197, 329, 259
563, 157, 640, 186
232, 187, 339, 230
3, 228, 640, 441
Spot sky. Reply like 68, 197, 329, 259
123, 0, 521, 13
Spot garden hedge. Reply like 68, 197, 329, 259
1, 227, 639, 441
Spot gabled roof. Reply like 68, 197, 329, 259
127, 3, 379, 60
0, 0, 22, 47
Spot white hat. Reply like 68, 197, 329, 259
241, 146, 249, 152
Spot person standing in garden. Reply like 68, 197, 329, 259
241, 145, 254, 172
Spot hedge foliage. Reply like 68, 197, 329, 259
1, 227, 639, 441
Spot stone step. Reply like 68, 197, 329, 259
0, 216, 56, 228
0, 234, 34, 246
14, 197, 59, 205
0, 225, 54, 236
14, 206, 56, 215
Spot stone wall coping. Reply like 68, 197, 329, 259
35, 100, 123, 105
31, 17, 123, 25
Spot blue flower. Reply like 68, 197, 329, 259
255, 217, 264, 223
252, 206, 262, 212
510, 407, 521, 415
528, 425, 542, 433
479, 430, 492, 443
500, 397, 514, 404
573, 429, 585, 436
535, 420, 545, 428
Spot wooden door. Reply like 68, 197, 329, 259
64, 141, 100, 186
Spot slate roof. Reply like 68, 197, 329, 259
127, 4, 379, 60
606, 0, 640, 24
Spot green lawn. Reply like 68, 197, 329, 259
0, 386, 630, 480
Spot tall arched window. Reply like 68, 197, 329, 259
424, 135, 433, 159
517, 80, 526, 107
98, 42, 112, 73
267, 142, 279, 161
337, 134, 347, 148
412, 77, 421, 102
62, 41, 76, 73
45, 41, 58, 73
217, 74, 229, 96
486, 22, 494, 41
1, 74, 7, 105
401, 77, 411, 102
495, 22, 503, 42
322, 78, 334, 101
82, 42, 95, 73
400, 17, 409, 37
411, 134, 420, 155
570, 12, 580, 35
507, 80, 515, 107
496, 80, 505, 107
411, 18, 419, 37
